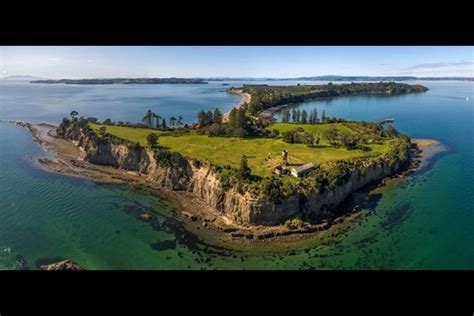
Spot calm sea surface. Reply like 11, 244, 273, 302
0, 80, 472, 269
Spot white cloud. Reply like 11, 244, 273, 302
403, 60, 473, 70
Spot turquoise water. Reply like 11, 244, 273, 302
0, 81, 472, 269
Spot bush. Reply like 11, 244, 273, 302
284, 216, 305, 230
282, 129, 314, 145
153, 149, 186, 167
259, 176, 284, 202
206, 123, 227, 137
146, 133, 159, 148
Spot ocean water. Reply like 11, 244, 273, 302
0, 80, 472, 269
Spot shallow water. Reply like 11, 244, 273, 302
0, 80, 472, 269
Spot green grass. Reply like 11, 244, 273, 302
90, 123, 392, 177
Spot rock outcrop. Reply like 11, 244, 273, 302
40, 259, 84, 271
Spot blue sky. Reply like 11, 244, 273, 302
1, 46, 472, 78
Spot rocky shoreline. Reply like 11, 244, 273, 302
11, 120, 447, 242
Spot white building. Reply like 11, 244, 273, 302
290, 163, 315, 177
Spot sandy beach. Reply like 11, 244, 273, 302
222, 89, 251, 122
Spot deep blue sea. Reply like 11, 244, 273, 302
0, 80, 472, 269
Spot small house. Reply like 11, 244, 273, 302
274, 165, 284, 175
290, 163, 315, 177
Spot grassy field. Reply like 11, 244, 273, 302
90, 123, 392, 177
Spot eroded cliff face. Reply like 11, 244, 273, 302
246, 162, 400, 225
59, 124, 405, 226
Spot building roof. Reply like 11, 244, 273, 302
292, 163, 315, 174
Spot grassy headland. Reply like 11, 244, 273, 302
90, 122, 393, 178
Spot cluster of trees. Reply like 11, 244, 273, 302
323, 126, 364, 149
142, 109, 183, 129
197, 108, 223, 127
282, 127, 315, 145
198, 107, 255, 138
226, 107, 254, 137
281, 108, 326, 124
85, 109, 185, 130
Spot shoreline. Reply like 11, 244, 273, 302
222, 89, 251, 122
11, 120, 448, 244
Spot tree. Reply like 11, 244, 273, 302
260, 176, 284, 202
212, 108, 223, 124
282, 109, 290, 123
227, 107, 253, 138
197, 110, 208, 127
206, 111, 214, 126
169, 116, 177, 129
98, 126, 107, 136
161, 118, 167, 129
292, 108, 297, 123
206, 123, 226, 137
153, 112, 161, 127
296, 110, 301, 123
177, 115, 183, 128
142, 109, 156, 128
282, 130, 296, 143
238, 155, 251, 180
321, 110, 327, 123
309, 108, 318, 124
301, 110, 308, 124
385, 125, 399, 138
103, 118, 113, 125
324, 126, 339, 145
70, 111, 79, 119
340, 132, 359, 149
228, 108, 238, 129
146, 133, 159, 148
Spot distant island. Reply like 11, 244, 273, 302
207, 76, 473, 82
20, 76, 473, 85
31, 78, 208, 85
1, 75, 45, 81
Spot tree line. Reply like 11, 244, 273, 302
280, 108, 327, 124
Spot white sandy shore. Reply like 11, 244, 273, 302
222, 89, 251, 122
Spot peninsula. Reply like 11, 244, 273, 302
20, 82, 438, 240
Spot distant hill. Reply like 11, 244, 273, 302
0, 75, 45, 81
31, 78, 208, 85
208, 76, 473, 82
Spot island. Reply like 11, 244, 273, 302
30, 78, 208, 84
17, 82, 441, 240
